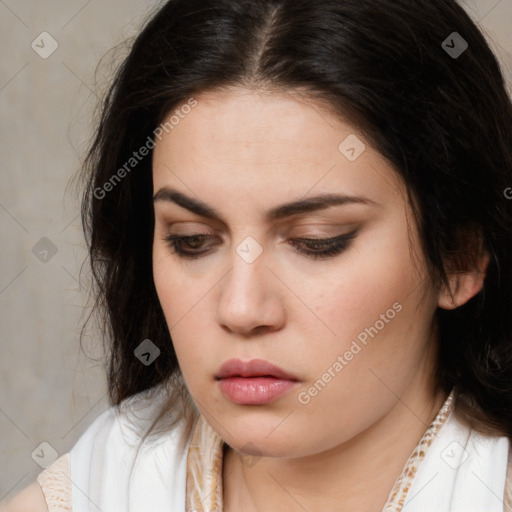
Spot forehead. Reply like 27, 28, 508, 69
154, 88, 350, 165
152, 87, 405, 213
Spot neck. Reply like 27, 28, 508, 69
222, 383, 448, 512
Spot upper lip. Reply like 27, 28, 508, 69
215, 358, 299, 381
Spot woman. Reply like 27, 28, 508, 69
3, 0, 512, 510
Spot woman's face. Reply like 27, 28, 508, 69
152, 87, 442, 458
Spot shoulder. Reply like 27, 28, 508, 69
69, 384, 195, 511
1, 386, 194, 512
0, 453, 71, 512
0, 481, 49, 512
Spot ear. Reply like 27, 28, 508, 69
437, 251, 490, 310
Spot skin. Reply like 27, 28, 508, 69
152, 87, 487, 512
0, 482, 48, 512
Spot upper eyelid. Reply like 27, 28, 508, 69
155, 217, 361, 234
162, 231, 356, 241
153, 203, 377, 241
164, 231, 358, 247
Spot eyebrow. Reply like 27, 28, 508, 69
153, 187, 378, 223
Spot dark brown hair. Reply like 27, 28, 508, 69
78, 0, 512, 437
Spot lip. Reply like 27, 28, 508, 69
216, 358, 300, 405
216, 358, 299, 380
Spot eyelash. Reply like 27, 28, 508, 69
162, 232, 357, 260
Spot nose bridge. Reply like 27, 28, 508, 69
216, 237, 284, 333
224, 240, 268, 305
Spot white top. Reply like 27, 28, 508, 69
33, 385, 512, 512
70, 387, 192, 512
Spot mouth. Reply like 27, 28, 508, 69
215, 358, 299, 380
215, 358, 300, 405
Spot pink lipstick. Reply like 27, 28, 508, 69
215, 359, 299, 405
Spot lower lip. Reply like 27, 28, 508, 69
218, 377, 298, 405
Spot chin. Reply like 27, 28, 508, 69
222, 423, 303, 458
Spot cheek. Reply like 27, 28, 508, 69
302, 223, 434, 392
152, 243, 209, 324
153, 283, 212, 395
322, 256, 433, 384
312, 230, 422, 343
152, 247, 219, 380
153, 250, 196, 347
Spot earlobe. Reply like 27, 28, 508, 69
438, 252, 490, 310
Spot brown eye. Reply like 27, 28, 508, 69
162, 231, 358, 261
288, 231, 358, 260
163, 233, 218, 258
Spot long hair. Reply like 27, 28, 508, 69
78, 0, 512, 437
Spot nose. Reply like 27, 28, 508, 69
215, 248, 286, 336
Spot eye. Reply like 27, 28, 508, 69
163, 233, 219, 259
288, 231, 357, 260
162, 231, 358, 260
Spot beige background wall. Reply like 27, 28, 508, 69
1, 0, 511, 500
